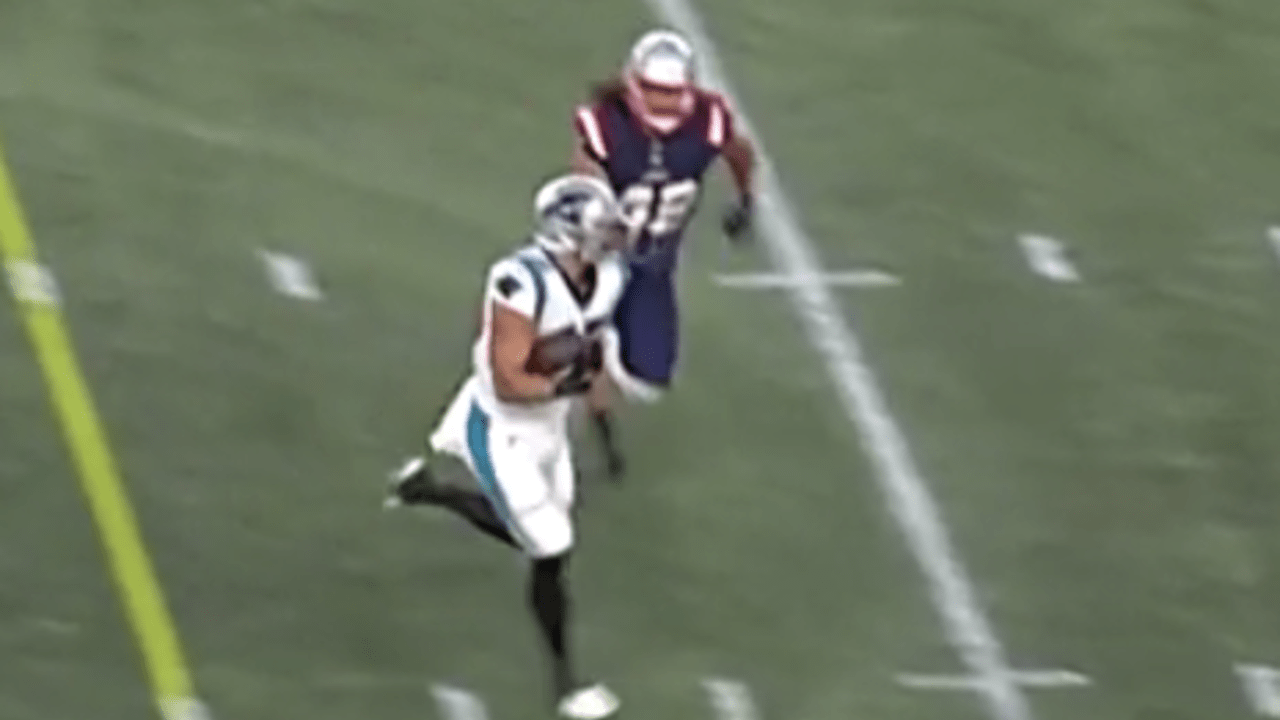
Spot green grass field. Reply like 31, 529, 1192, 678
4, 1, 1280, 719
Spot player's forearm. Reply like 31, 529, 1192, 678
571, 146, 608, 179
724, 136, 756, 200
494, 368, 555, 403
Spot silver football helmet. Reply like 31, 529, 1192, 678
625, 29, 697, 133
532, 174, 627, 260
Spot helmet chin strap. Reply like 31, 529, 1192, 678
535, 232, 594, 266
550, 249, 593, 289
639, 113, 683, 134
624, 93, 689, 134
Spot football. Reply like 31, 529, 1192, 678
526, 329, 588, 377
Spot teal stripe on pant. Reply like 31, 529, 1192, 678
464, 401, 529, 548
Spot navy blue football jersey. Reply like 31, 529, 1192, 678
574, 91, 735, 274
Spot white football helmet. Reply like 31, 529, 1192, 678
532, 174, 627, 261
624, 29, 697, 134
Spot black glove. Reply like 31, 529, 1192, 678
721, 194, 754, 243
584, 338, 604, 373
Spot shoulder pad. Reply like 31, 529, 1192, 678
488, 252, 547, 321
513, 254, 547, 322
574, 104, 609, 161
699, 91, 735, 147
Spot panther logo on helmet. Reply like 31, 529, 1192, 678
532, 174, 628, 260
541, 191, 590, 225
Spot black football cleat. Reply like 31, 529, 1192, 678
590, 412, 626, 481
384, 456, 443, 508
605, 449, 626, 480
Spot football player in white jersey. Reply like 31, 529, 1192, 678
386, 174, 629, 720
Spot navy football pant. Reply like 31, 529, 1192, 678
611, 268, 678, 390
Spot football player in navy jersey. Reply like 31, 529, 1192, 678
570, 29, 756, 477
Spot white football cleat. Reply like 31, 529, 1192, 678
557, 684, 620, 720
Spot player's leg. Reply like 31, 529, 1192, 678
529, 550, 616, 719
525, 437, 617, 719
488, 433, 612, 715
588, 272, 633, 479
529, 549, 574, 696
386, 381, 519, 547
388, 401, 555, 552
501, 431, 578, 696
387, 456, 517, 547
593, 270, 676, 479
395, 397, 615, 717
604, 270, 678, 399
585, 373, 624, 478
549, 435, 576, 512
460, 419, 593, 710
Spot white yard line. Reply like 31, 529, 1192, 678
643, 1, 1035, 719
898, 670, 1091, 691
712, 269, 901, 288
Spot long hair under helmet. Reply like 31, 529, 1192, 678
532, 174, 627, 260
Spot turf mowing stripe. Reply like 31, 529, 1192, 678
0, 139, 210, 720
641, 2, 1038, 719
712, 270, 901, 288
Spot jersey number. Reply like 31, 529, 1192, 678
619, 179, 700, 242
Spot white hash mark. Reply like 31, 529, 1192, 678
259, 250, 322, 300
431, 684, 489, 720
5, 259, 61, 306
702, 678, 761, 720
1237, 664, 1280, 717
1018, 233, 1080, 283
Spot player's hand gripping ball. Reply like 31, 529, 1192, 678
526, 329, 590, 377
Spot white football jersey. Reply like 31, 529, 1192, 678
470, 244, 628, 429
